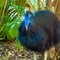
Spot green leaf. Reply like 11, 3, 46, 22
0, 37, 5, 40
15, 40, 24, 51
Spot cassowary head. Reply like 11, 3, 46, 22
24, 11, 32, 30
24, 13, 29, 30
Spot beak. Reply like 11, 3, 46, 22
25, 25, 28, 30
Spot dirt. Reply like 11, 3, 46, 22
0, 41, 60, 60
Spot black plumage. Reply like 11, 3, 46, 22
18, 10, 60, 53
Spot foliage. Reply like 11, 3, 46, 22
15, 0, 26, 6
0, 0, 5, 15
0, 0, 24, 40
15, 40, 24, 51
6, 51, 10, 60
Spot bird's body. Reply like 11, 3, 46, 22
18, 10, 60, 53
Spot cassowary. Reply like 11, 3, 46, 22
18, 10, 60, 60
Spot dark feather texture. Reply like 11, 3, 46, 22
18, 10, 60, 53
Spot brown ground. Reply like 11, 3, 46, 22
0, 41, 60, 60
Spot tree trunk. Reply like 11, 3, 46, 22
54, 0, 60, 20
37, 0, 40, 10
46, 0, 52, 11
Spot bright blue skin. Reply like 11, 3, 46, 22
24, 11, 29, 28
24, 11, 33, 28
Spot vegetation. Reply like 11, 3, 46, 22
0, 0, 24, 41
0, 0, 60, 60
0, 0, 60, 41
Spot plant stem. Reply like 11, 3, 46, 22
0, 0, 7, 27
